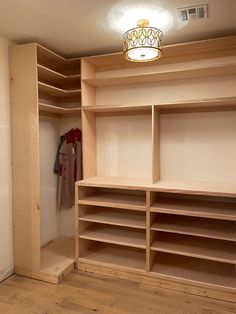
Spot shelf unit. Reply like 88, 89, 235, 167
10, 43, 82, 284
76, 36, 236, 298
36, 44, 81, 117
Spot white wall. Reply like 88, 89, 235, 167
0, 36, 14, 282
39, 115, 81, 245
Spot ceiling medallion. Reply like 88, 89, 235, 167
123, 19, 163, 62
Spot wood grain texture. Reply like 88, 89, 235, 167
0, 271, 235, 313
82, 35, 236, 72
10, 43, 41, 272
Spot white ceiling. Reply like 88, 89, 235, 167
0, 0, 235, 57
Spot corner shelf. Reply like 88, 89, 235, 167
38, 64, 81, 87
39, 103, 81, 115
38, 81, 81, 98
80, 225, 146, 249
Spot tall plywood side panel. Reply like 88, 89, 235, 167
10, 44, 41, 272
152, 107, 160, 183
82, 110, 97, 178
81, 59, 96, 107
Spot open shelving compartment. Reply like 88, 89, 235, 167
75, 36, 236, 296
37, 44, 82, 282
37, 44, 81, 117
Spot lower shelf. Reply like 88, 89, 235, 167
79, 242, 146, 271
152, 253, 236, 289
41, 237, 75, 279
80, 224, 146, 249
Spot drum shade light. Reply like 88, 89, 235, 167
123, 19, 163, 62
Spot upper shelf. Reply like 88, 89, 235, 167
39, 103, 81, 115
38, 64, 80, 87
38, 82, 81, 98
37, 44, 80, 75
82, 97, 236, 114
83, 62, 236, 87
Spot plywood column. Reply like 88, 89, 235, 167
10, 43, 41, 273
152, 106, 160, 183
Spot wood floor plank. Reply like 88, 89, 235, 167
0, 272, 235, 314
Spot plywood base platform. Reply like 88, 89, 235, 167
15, 237, 75, 284
76, 261, 236, 303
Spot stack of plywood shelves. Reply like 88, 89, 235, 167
10, 43, 81, 283
76, 35, 236, 300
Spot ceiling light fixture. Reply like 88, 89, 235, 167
123, 19, 163, 62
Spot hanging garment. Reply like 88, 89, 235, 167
56, 128, 82, 208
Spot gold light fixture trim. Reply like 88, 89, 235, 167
123, 19, 163, 62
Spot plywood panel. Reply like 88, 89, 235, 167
160, 111, 236, 183
10, 43, 41, 272
96, 75, 236, 107
96, 115, 152, 179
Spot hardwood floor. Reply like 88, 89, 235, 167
0, 271, 235, 314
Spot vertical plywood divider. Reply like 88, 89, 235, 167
10, 43, 41, 272
81, 59, 96, 107
82, 110, 97, 178
146, 190, 151, 272
152, 106, 160, 183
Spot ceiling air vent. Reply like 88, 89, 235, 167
178, 4, 208, 22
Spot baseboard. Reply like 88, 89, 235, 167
0, 264, 14, 282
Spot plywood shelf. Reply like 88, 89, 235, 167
39, 103, 81, 114
79, 242, 146, 271
38, 81, 81, 98
78, 191, 146, 211
40, 237, 75, 281
152, 253, 236, 289
80, 225, 146, 249
83, 62, 236, 87
37, 44, 80, 75
38, 64, 81, 87
80, 208, 146, 229
151, 198, 236, 221
82, 97, 236, 114
77, 177, 236, 197
151, 234, 236, 264
151, 215, 236, 241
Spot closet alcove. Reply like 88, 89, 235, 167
10, 43, 81, 283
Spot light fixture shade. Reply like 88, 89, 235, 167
123, 20, 163, 62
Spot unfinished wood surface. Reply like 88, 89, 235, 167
78, 176, 236, 197
151, 234, 236, 264
151, 215, 236, 241
152, 253, 236, 289
2, 271, 236, 314
152, 106, 160, 183
80, 225, 146, 249
79, 207, 146, 229
83, 61, 236, 87
151, 197, 236, 221
39, 102, 81, 114
78, 191, 146, 211
81, 110, 97, 178
38, 81, 81, 98
10, 43, 41, 272
37, 44, 80, 75
80, 243, 146, 271
41, 237, 75, 283
82, 36, 236, 72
